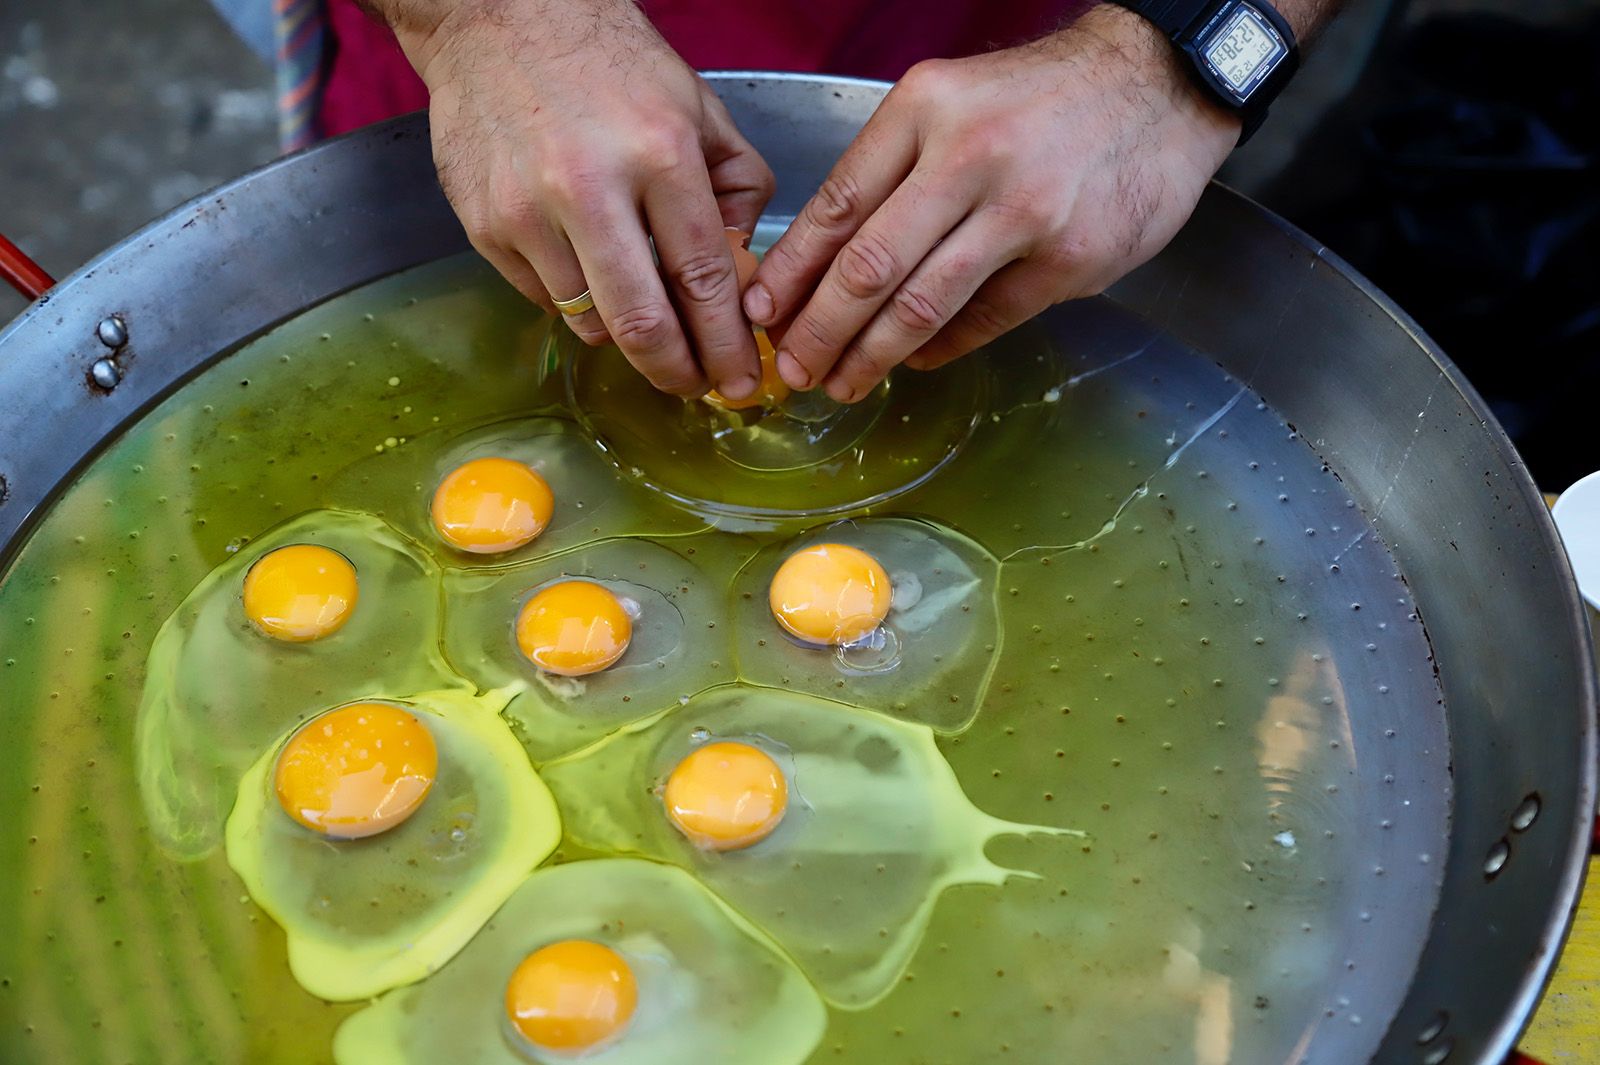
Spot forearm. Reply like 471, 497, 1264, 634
355, 0, 647, 79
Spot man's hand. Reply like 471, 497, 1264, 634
744, 5, 1243, 403
382, 0, 775, 400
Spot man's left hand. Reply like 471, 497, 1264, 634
744, 5, 1242, 402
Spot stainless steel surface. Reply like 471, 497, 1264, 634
0, 114, 466, 557
0, 73, 1592, 1064
1111, 186, 1598, 1065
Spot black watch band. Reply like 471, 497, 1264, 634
1103, 0, 1300, 144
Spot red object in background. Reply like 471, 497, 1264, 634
317, 0, 1090, 137
0, 232, 55, 302
319, 0, 428, 139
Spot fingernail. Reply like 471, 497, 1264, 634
825, 379, 856, 404
776, 350, 811, 389
719, 373, 758, 400
744, 282, 775, 324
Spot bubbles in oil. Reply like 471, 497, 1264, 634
833, 626, 902, 676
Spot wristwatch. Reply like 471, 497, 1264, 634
1103, 0, 1300, 143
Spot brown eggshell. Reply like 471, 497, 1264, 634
724, 228, 759, 291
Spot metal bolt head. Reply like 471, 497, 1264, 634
1421, 1037, 1454, 1065
91, 358, 121, 389
1416, 1012, 1448, 1045
96, 315, 128, 349
1483, 838, 1510, 879
1510, 795, 1540, 832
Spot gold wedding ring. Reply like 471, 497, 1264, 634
553, 288, 596, 316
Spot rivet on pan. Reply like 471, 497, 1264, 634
1421, 1037, 1454, 1064
91, 358, 121, 390
1415, 1011, 1447, 1044
96, 315, 128, 349
1510, 794, 1540, 832
1483, 839, 1511, 880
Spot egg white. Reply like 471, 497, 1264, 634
224, 687, 561, 1001
332, 859, 825, 1065
136, 509, 458, 859
541, 685, 1082, 1008
731, 517, 1002, 733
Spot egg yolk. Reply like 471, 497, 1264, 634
664, 741, 788, 851
242, 544, 358, 642
705, 229, 791, 411
707, 326, 791, 411
430, 457, 554, 554
515, 580, 633, 676
273, 702, 437, 839
768, 543, 891, 646
505, 939, 638, 1054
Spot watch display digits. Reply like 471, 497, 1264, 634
1202, 8, 1288, 98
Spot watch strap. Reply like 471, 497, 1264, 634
1108, 0, 1216, 37
1104, 0, 1300, 145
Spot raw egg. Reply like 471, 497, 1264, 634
733, 518, 1002, 733
505, 939, 638, 1054
225, 687, 561, 1001
664, 741, 788, 851
138, 510, 452, 860
332, 859, 826, 1065
273, 702, 436, 839
768, 542, 890, 646
542, 686, 1081, 1008
243, 543, 358, 642
430, 457, 554, 554
516, 579, 634, 676
326, 416, 707, 565
442, 538, 728, 762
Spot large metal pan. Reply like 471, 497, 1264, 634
0, 73, 1593, 1064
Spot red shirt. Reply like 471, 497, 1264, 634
319, 0, 1089, 138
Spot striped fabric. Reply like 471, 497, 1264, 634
271, 0, 327, 152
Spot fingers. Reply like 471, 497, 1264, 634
820, 211, 1028, 401
474, 239, 555, 312
904, 260, 1058, 372
472, 161, 614, 345
563, 198, 707, 397
701, 93, 776, 235
644, 166, 761, 401
743, 105, 919, 331
771, 165, 972, 392
450, 187, 565, 321
511, 224, 612, 346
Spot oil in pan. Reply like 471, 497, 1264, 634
0, 252, 1449, 1064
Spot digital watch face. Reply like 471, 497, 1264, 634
1200, 6, 1287, 101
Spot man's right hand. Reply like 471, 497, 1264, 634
379, 0, 775, 400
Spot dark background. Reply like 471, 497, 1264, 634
1, 0, 1595, 488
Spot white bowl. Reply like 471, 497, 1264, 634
1552, 470, 1600, 612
